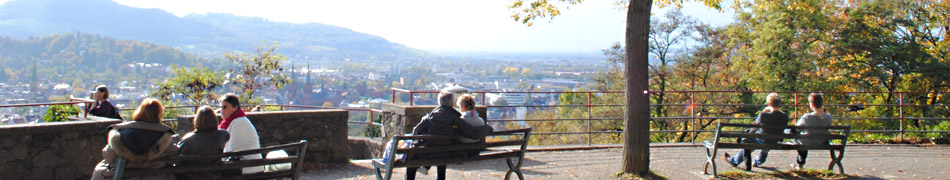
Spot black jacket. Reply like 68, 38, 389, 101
411, 105, 493, 158
88, 100, 122, 119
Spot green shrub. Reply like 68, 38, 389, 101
43, 105, 81, 122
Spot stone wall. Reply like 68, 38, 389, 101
177, 109, 349, 163
379, 103, 486, 148
347, 136, 384, 159
0, 117, 121, 179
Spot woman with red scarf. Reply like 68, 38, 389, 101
218, 93, 264, 174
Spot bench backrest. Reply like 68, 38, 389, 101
113, 140, 309, 180
389, 128, 531, 166
712, 122, 851, 149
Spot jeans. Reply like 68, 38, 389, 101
728, 138, 772, 166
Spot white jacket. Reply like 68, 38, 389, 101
224, 116, 265, 174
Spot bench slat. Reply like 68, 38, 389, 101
714, 143, 845, 151
718, 133, 848, 140
122, 156, 299, 177
395, 140, 525, 154
394, 151, 523, 168
718, 123, 851, 130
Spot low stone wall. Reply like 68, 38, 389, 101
0, 117, 121, 179
379, 103, 486, 143
348, 136, 384, 159
177, 109, 349, 163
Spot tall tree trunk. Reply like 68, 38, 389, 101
622, 0, 652, 174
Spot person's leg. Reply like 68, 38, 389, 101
754, 149, 770, 166
797, 150, 808, 166
406, 167, 418, 180
728, 149, 747, 166
436, 165, 447, 180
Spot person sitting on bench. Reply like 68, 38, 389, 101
724, 93, 790, 168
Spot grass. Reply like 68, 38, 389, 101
718, 168, 855, 180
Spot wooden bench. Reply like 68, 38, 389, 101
373, 128, 532, 180
703, 122, 851, 177
112, 140, 309, 180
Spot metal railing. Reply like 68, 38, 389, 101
391, 89, 950, 145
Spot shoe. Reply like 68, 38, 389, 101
722, 153, 738, 167
753, 162, 760, 167
419, 166, 429, 175
791, 163, 802, 170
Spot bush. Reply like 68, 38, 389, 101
43, 105, 80, 122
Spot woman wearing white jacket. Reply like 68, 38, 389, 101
218, 93, 265, 174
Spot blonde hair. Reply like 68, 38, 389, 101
193, 106, 218, 132
765, 93, 783, 108
132, 98, 164, 123
457, 94, 476, 110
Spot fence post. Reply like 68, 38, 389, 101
793, 93, 799, 118
899, 93, 904, 142
690, 92, 695, 143
587, 92, 593, 146
409, 92, 414, 106
392, 89, 396, 103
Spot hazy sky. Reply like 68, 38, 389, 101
1, 0, 734, 53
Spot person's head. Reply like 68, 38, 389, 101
765, 93, 783, 108
132, 98, 164, 123
95, 85, 109, 100
457, 94, 476, 111
219, 93, 241, 118
438, 90, 456, 108
808, 93, 824, 111
193, 106, 218, 132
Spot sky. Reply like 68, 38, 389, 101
0, 0, 734, 53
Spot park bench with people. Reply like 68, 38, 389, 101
373, 128, 532, 180
111, 140, 308, 180
703, 122, 851, 177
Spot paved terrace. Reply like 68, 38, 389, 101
304, 144, 950, 180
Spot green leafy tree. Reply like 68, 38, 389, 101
43, 105, 80, 122
152, 65, 223, 105
224, 42, 291, 102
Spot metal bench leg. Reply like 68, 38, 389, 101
374, 165, 393, 180
703, 147, 718, 176
744, 149, 753, 171
505, 157, 525, 180
828, 149, 845, 174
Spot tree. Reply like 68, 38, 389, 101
648, 9, 696, 136
511, 0, 724, 175
224, 42, 291, 102
151, 65, 223, 105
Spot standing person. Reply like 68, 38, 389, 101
86, 85, 122, 119
177, 106, 230, 180
724, 93, 790, 168
90, 98, 176, 180
792, 93, 833, 169
405, 89, 493, 180
218, 93, 265, 174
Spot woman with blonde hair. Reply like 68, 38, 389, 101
176, 106, 230, 180
91, 98, 177, 180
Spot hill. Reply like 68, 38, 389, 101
0, 0, 430, 60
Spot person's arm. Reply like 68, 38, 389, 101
412, 115, 431, 135
453, 117, 493, 140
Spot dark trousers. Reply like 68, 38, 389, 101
797, 150, 809, 165
406, 165, 446, 180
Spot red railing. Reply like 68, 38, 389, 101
391, 89, 950, 144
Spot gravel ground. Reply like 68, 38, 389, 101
300, 144, 950, 180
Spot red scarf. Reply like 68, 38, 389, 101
219, 108, 247, 129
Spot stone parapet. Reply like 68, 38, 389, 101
0, 117, 121, 179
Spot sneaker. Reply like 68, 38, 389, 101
722, 153, 738, 167
419, 166, 429, 175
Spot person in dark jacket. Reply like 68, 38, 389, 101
724, 93, 790, 168
405, 89, 493, 180
91, 98, 176, 180
176, 106, 230, 180
86, 85, 122, 119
